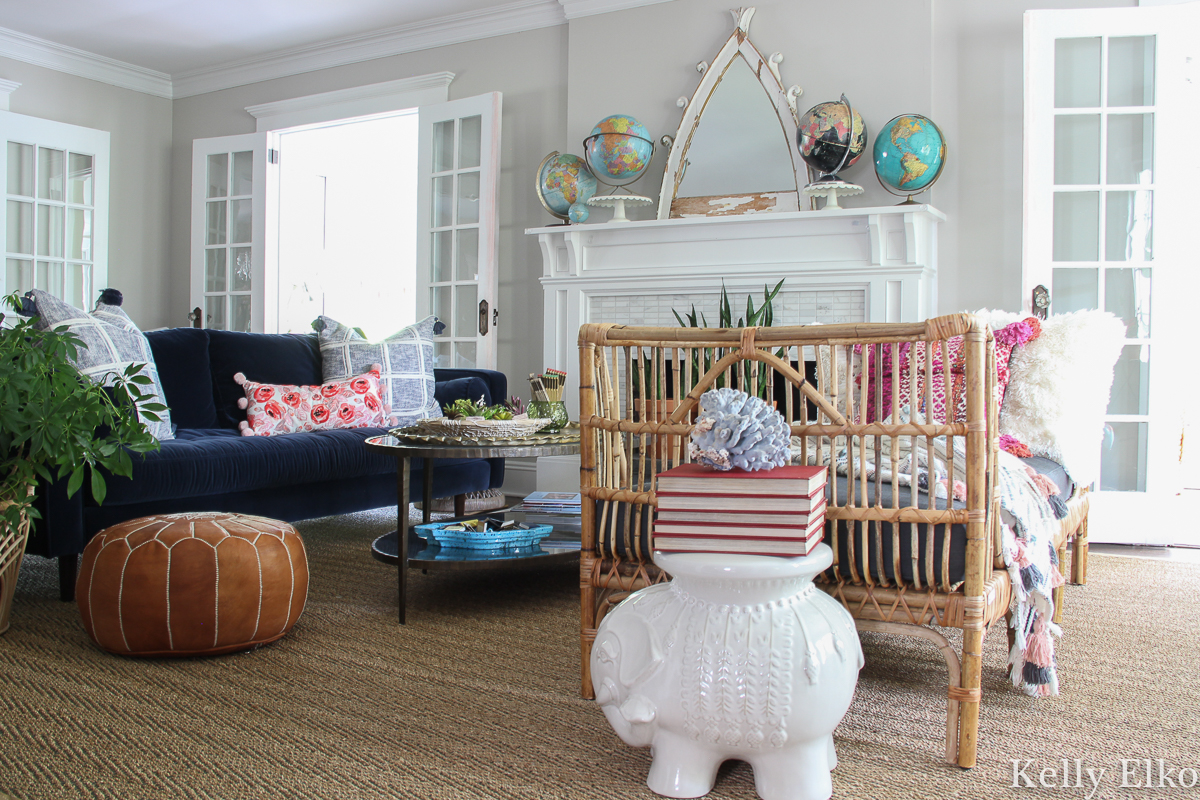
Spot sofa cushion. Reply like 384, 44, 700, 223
208, 330, 322, 429
100, 427, 488, 507
26, 288, 174, 440
434, 376, 493, 411
145, 328, 217, 430
316, 315, 442, 426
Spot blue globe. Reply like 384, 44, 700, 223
582, 115, 654, 188
536, 152, 598, 221
873, 115, 946, 199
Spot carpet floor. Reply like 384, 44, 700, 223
1, 508, 1197, 800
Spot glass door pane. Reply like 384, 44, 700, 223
8, 143, 33, 196
1047, 33, 1159, 494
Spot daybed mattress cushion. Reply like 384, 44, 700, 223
100, 427, 479, 506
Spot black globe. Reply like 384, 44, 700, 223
797, 101, 867, 178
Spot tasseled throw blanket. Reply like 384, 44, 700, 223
791, 425, 1066, 697
995, 450, 1065, 696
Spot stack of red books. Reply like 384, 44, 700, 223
653, 464, 828, 557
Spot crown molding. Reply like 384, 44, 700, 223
0, 25, 172, 99
245, 72, 454, 131
558, 0, 675, 20
172, 0, 565, 99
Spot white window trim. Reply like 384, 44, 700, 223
244, 73, 454, 133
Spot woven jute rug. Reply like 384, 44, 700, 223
1, 508, 1197, 800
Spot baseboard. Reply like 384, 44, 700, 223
500, 455, 581, 495
502, 458, 538, 497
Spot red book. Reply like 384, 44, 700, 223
654, 515, 826, 541
653, 533, 823, 558
656, 463, 827, 496
656, 490, 825, 513
655, 498, 827, 525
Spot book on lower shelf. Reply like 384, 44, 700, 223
511, 491, 582, 515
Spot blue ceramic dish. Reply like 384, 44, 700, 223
414, 521, 553, 550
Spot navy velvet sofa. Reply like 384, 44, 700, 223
28, 327, 506, 601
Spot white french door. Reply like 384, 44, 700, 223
190, 133, 278, 333
416, 92, 502, 370
1024, 4, 1200, 544
189, 91, 501, 367
2, 110, 109, 309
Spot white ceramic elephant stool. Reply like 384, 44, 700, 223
591, 545, 863, 800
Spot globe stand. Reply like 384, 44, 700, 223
803, 179, 863, 210
587, 193, 653, 223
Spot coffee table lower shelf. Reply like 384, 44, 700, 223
371, 531, 580, 572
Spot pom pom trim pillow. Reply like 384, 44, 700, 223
26, 288, 175, 441
317, 315, 442, 427
235, 367, 393, 437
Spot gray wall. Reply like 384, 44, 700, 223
1, 57, 173, 329
169, 26, 568, 386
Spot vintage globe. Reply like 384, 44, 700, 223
582, 115, 654, 189
536, 152, 598, 221
796, 100, 867, 179
872, 114, 946, 200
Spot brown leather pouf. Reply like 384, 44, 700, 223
77, 512, 309, 657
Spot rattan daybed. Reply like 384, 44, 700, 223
576, 314, 1089, 769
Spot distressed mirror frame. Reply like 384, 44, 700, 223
656, 7, 807, 219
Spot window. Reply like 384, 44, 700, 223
2, 110, 109, 308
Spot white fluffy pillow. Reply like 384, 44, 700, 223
999, 309, 1125, 487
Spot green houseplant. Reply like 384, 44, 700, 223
0, 293, 163, 633
671, 279, 786, 399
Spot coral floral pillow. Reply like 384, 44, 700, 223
234, 366, 393, 436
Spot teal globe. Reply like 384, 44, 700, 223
582, 115, 654, 189
536, 152, 598, 222
872, 114, 946, 200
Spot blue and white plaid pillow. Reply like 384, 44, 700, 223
317, 315, 442, 426
27, 289, 174, 441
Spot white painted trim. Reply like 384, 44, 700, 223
245, 73, 454, 131
0, 25, 172, 99
0, 79, 19, 111
559, 0, 675, 19
503, 459, 539, 496
172, 0, 564, 99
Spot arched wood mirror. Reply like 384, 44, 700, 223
657, 7, 808, 219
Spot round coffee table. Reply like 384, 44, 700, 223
364, 433, 581, 623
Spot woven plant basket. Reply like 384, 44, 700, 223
415, 488, 509, 514
415, 417, 547, 439
0, 490, 32, 636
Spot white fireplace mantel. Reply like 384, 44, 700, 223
521, 204, 943, 492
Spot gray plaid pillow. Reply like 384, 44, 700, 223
317, 315, 442, 426
28, 289, 174, 441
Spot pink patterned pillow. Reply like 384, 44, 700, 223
857, 318, 1041, 423
234, 366, 393, 437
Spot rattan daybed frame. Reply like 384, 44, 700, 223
577, 313, 1089, 769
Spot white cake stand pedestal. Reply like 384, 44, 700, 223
803, 181, 863, 210
587, 193, 653, 223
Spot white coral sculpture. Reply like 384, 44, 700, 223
688, 387, 790, 471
